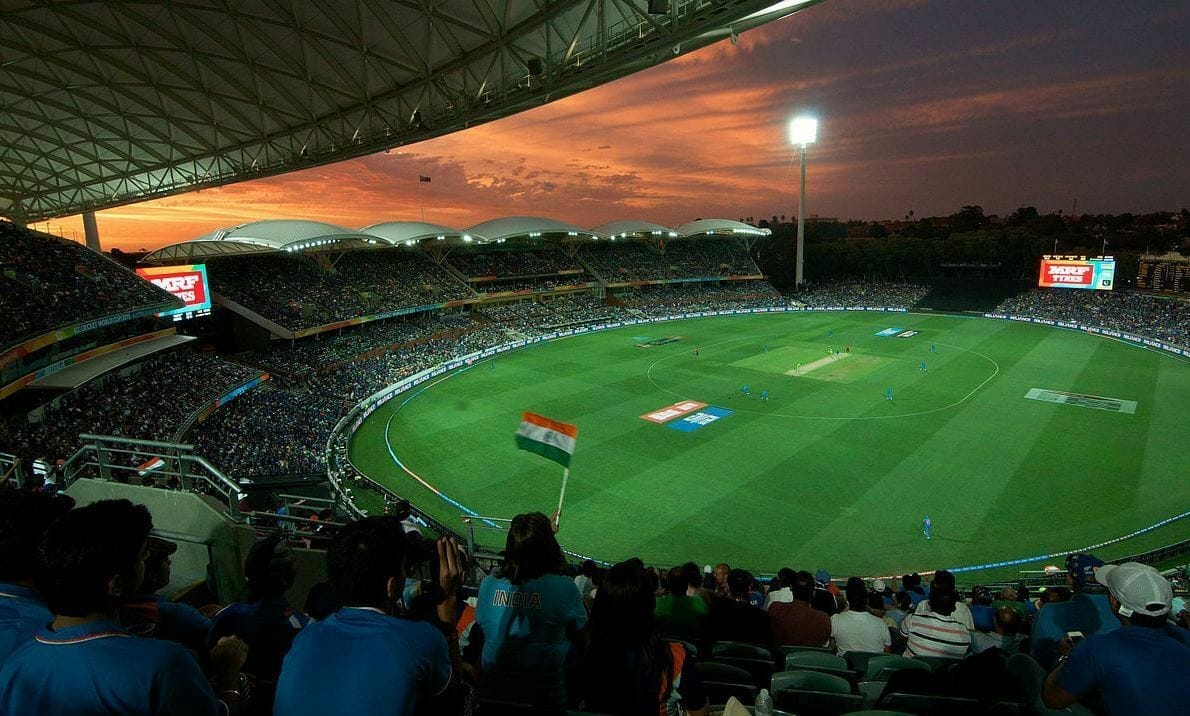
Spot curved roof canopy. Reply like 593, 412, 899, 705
141, 219, 380, 263
590, 220, 678, 238
675, 219, 771, 237
361, 221, 487, 247
1, 0, 822, 223
466, 216, 598, 242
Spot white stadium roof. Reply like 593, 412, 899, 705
466, 216, 599, 242
139, 216, 769, 263
675, 219, 771, 237
2, 1, 822, 223
142, 219, 381, 263
361, 221, 488, 247
590, 220, 679, 238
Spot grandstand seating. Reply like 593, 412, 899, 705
0, 221, 178, 351
207, 248, 473, 330
580, 237, 761, 281
1, 348, 262, 468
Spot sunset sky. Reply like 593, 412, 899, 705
37, 0, 1190, 252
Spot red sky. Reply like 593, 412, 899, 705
35, 0, 1190, 252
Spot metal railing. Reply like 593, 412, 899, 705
63, 434, 247, 519
0, 451, 25, 489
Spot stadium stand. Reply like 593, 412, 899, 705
995, 289, 1190, 347
207, 248, 473, 331
1, 349, 262, 469
581, 237, 761, 282
0, 221, 179, 351
447, 245, 585, 281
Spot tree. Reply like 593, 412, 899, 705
950, 205, 988, 233
1008, 206, 1039, 226
870, 222, 889, 238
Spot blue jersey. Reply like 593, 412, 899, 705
1057, 625, 1190, 714
120, 593, 212, 655
209, 594, 310, 684
475, 573, 587, 707
275, 608, 451, 716
0, 582, 52, 666
0, 619, 220, 715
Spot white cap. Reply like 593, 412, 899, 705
871, 579, 887, 592
1095, 562, 1172, 618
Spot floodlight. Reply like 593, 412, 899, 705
788, 116, 818, 146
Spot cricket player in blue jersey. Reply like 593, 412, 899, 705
760, 390, 770, 401
930, 343, 937, 353
922, 515, 933, 540
885, 388, 893, 401
741, 384, 750, 396
920, 360, 927, 372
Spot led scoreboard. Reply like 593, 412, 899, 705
135, 264, 213, 321
1136, 259, 1189, 294
1038, 255, 1115, 291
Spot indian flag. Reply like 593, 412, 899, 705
515, 412, 578, 467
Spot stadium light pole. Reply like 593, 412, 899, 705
789, 116, 818, 289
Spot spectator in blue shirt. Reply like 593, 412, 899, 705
0, 499, 248, 715
1044, 562, 1190, 714
1032, 553, 1119, 670
274, 518, 462, 716
119, 535, 212, 655
210, 534, 309, 714
0, 489, 74, 665
473, 511, 587, 709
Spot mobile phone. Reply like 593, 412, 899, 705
1066, 630, 1084, 645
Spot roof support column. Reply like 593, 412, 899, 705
8, 199, 27, 228
82, 211, 102, 252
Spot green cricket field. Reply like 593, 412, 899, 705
349, 312, 1189, 578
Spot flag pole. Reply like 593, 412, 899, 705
417, 176, 425, 222
554, 467, 569, 528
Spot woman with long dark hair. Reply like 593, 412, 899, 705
473, 512, 586, 710
582, 560, 708, 716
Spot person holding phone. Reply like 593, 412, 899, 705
1043, 562, 1190, 714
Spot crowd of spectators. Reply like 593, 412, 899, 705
3, 490, 1186, 715
792, 281, 930, 309
243, 312, 475, 376
0, 349, 262, 467
447, 247, 583, 281
581, 238, 762, 282
478, 294, 618, 331
617, 280, 785, 316
0, 221, 177, 350
208, 248, 473, 331
995, 289, 1190, 347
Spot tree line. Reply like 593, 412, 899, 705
744, 207, 1190, 289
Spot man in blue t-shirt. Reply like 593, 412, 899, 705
0, 499, 247, 715
119, 536, 212, 655
473, 512, 587, 708
0, 489, 74, 665
209, 534, 309, 712
274, 518, 462, 716
1044, 562, 1190, 714
1032, 553, 1118, 670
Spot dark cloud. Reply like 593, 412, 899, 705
66, 0, 1190, 249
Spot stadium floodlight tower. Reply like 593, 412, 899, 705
788, 116, 818, 288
